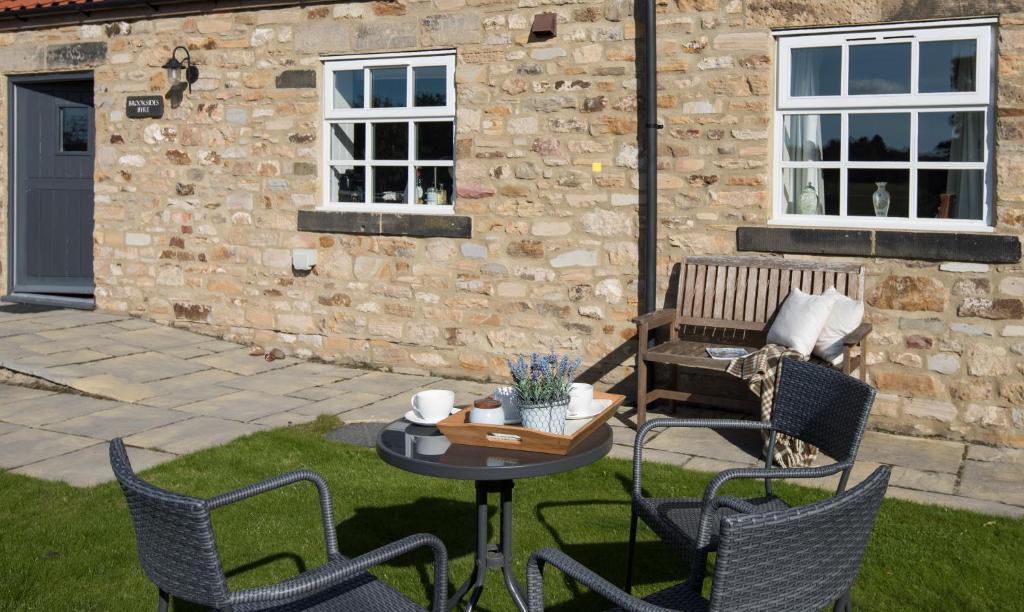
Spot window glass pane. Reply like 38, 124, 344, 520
920, 40, 976, 93
849, 113, 910, 161
790, 47, 841, 97
918, 111, 984, 162
61, 107, 89, 152
329, 123, 366, 161
415, 167, 454, 206
848, 170, 909, 218
783, 168, 840, 215
849, 43, 911, 95
416, 122, 454, 160
414, 66, 447, 107
373, 123, 408, 160
333, 70, 364, 110
374, 167, 408, 204
783, 114, 840, 162
918, 169, 984, 220
371, 67, 406, 108
330, 166, 365, 203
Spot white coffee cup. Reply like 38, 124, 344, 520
568, 382, 594, 416
411, 389, 455, 422
493, 386, 520, 423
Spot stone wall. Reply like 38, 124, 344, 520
0, 0, 1022, 447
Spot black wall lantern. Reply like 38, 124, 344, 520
163, 46, 199, 93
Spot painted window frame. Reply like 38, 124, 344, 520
320, 50, 456, 215
772, 19, 996, 232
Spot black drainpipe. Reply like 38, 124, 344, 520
642, 0, 661, 314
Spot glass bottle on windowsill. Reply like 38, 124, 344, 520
415, 171, 424, 204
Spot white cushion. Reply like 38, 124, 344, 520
766, 288, 836, 356
813, 287, 865, 365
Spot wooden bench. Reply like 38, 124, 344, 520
633, 256, 871, 425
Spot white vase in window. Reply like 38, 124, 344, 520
798, 182, 820, 215
872, 182, 890, 217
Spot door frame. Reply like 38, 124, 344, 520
5, 71, 96, 310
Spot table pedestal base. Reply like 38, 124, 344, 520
449, 480, 527, 612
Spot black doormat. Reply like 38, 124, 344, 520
0, 302, 62, 314
325, 423, 387, 448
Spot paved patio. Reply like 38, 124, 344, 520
0, 302, 1021, 518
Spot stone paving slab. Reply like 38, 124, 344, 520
0, 422, 20, 436
253, 411, 319, 428
221, 363, 357, 395
12, 443, 176, 487
105, 326, 215, 350
190, 348, 294, 376
291, 391, 384, 417
16, 349, 112, 367
46, 405, 192, 439
959, 460, 1024, 507
856, 431, 965, 474
0, 428, 98, 469
69, 375, 159, 403
0, 394, 120, 427
173, 390, 310, 422
141, 384, 240, 409
124, 417, 266, 455
968, 444, 1024, 464
326, 371, 439, 396
0, 386, 54, 403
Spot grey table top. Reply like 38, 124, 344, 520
376, 419, 613, 481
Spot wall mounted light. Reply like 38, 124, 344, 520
162, 46, 199, 93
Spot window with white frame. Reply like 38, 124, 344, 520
322, 50, 456, 214
773, 20, 994, 231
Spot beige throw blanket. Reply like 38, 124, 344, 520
726, 344, 818, 468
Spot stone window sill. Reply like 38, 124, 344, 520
737, 226, 1021, 264
298, 210, 472, 239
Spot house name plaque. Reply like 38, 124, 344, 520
126, 96, 164, 119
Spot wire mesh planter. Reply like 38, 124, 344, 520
520, 398, 569, 434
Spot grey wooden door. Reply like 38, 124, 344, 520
11, 78, 95, 296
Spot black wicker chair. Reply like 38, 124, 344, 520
626, 358, 877, 591
528, 465, 891, 612
109, 438, 448, 611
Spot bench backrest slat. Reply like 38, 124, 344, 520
676, 256, 865, 333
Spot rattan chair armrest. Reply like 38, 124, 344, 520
631, 308, 675, 329
841, 322, 872, 346
206, 469, 340, 559
713, 496, 761, 514
632, 418, 772, 499
702, 462, 850, 504
527, 549, 677, 612
689, 462, 851, 553
229, 534, 448, 611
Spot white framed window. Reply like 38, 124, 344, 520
772, 19, 996, 231
321, 50, 456, 215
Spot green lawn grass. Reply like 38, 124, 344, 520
1, 417, 1021, 611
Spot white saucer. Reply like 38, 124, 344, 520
566, 398, 613, 420
405, 408, 459, 426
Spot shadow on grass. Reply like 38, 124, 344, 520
532, 497, 691, 612
337, 496, 481, 603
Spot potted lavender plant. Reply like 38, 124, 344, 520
506, 352, 581, 434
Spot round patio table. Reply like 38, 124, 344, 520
376, 419, 613, 612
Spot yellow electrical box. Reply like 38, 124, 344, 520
591, 162, 602, 173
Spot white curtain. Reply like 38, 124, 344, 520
944, 42, 983, 220
784, 52, 826, 214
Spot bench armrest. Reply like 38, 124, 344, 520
841, 322, 872, 346
631, 308, 675, 329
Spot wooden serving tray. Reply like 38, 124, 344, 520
436, 391, 625, 456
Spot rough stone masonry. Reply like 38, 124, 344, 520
0, 0, 1022, 448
